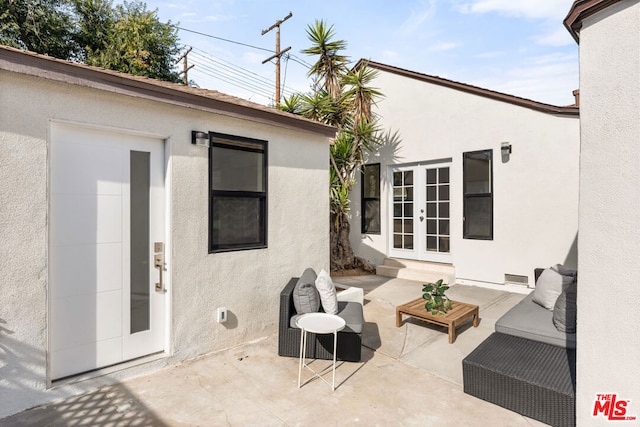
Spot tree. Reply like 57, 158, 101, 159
0, 0, 181, 83
282, 20, 383, 272
0, 0, 78, 59
83, 1, 181, 82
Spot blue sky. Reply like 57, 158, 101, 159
143, 0, 579, 107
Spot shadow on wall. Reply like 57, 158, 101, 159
563, 232, 578, 269
367, 129, 404, 177
353, 129, 404, 263
0, 318, 167, 425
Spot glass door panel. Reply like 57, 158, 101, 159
425, 166, 450, 255
392, 170, 414, 250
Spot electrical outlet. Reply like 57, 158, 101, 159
217, 307, 227, 323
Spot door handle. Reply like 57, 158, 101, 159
154, 254, 164, 292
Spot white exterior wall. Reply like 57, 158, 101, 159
350, 69, 580, 286
0, 71, 329, 417
576, 1, 640, 424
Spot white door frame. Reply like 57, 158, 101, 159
388, 161, 452, 263
48, 121, 170, 381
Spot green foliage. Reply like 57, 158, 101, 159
278, 93, 303, 115
85, 1, 181, 82
0, 0, 181, 82
302, 20, 348, 100
422, 279, 452, 315
298, 20, 384, 229
0, 0, 78, 59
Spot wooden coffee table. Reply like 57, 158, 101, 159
396, 298, 479, 343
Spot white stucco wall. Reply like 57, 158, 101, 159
350, 69, 580, 286
576, 1, 640, 424
0, 70, 329, 417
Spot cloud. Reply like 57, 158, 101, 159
398, 0, 438, 35
456, 0, 571, 21
473, 53, 578, 105
429, 41, 463, 52
535, 27, 574, 47
474, 50, 506, 59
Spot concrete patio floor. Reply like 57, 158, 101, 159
0, 275, 548, 426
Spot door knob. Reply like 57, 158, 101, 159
154, 242, 164, 292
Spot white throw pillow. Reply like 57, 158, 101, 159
315, 269, 339, 315
532, 268, 575, 310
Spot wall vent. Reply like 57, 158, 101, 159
504, 274, 529, 286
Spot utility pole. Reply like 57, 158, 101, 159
176, 47, 194, 85
261, 12, 292, 107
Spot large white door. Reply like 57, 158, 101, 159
388, 163, 451, 263
50, 124, 166, 380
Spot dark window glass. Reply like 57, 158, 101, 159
362, 164, 381, 234
209, 133, 267, 252
439, 167, 450, 183
393, 203, 402, 217
130, 151, 150, 333
463, 150, 493, 239
427, 219, 437, 235
426, 168, 437, 185
439, 202, 450, 218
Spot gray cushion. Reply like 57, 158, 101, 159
532, 268, 574, 310
336, 301, 364, 333
290, 302, 364, 334
292, 268, 319, 314
495, 292, 576, 348
553, 282, 577, 333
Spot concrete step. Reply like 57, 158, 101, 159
376, 258, 455, 285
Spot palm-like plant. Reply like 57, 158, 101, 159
302, 20, 348, 101
296, 21, 384, 271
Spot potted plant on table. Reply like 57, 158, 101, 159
422, 279, 452, 314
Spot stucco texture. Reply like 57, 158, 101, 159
350, 68, 580, 286
0, 70, 329, 417
577, 1, 640, 424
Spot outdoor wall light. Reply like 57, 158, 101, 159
192, 131, 210, 148
501, 142, 512, 163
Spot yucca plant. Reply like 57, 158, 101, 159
422, 279, 453, 314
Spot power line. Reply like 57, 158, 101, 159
171, 26, 312, 103
176, 26, 273, 53
187, 47, 297, 98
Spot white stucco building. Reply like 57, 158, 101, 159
0, 46, 334, 418
565, 0, 640, 424
349, 61, 580, 289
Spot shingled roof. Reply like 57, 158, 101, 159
0, 45, 336, 137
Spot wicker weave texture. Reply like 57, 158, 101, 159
278, 278, 362, 362
463, 333, 575, 427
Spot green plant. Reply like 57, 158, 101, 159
422, 279, 452, 314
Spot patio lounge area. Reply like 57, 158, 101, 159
1, 276, 548, 426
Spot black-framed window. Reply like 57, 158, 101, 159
361, 163, 380, 234
463, 149, 493, 240
209, 132, 267, 252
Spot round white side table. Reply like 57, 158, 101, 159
296, 312, 346, 390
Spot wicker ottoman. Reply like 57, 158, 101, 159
462, 333, 576, 427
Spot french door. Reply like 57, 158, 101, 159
49, 123, 167, 380
389, 163, 451, 262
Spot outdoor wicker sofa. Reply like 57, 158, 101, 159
278, 273, 364, 362
462, 268, 577, 427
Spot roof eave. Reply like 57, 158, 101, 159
564, 0, 624, 43
360, 60, 579, 117
0, 45, 337, 138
